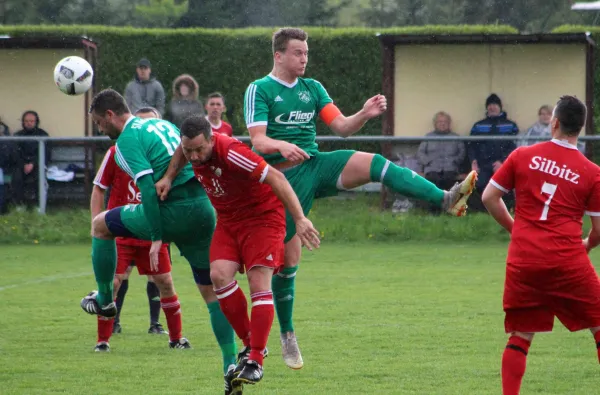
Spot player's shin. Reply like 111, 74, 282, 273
502, 335, 531, 395
272, 266, 298, 333
215, 281, 251, 346
249, 291, 274, 366
114, 279, 128, 323
369, 154, 444, 205
207, 301, 238, 373
160, 294, 182, 342
147, 281, 161, 325
97, 316, 114, 343
91, 237, 117, 306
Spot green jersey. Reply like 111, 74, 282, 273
244, 74, 333, 164
115, 116, 194, 189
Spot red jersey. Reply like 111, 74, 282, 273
491, 139, 600, 266
94, 146, 150, 247
192, 133, 283, 223
209, 118, 233, 137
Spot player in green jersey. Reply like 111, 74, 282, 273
80, 89, 238, 389
244, 28, 478, 369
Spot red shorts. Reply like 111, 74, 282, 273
503, 262, 600, 333
116, 242, 171, 276
209, 217, 285, 274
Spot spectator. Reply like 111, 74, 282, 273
124, 58, 165, 116
167, 74, 204, 129
205, 92, 233, 136
417, 111, 465, 191
518, 105, 552, 147
468, 93, 519, 211
0, 117, 15, 214
12, 111, 50, 209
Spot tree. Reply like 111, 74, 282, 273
135, 0, 188, 28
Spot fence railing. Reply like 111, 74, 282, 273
2, 135, 599, 214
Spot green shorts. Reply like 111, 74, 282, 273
119, 181, 216, 269
282, 150, 355, 242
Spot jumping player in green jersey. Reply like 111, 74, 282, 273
244, 28, 478, 369
80, 89, 238, 389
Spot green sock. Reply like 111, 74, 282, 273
207, 301, 237, 373
91, 237, 116, 306
272, 266, 298, 333
370, 154, 444, 206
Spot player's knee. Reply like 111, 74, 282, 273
153, 273, 175, 296
210, 266, 231, 288
91, 212, 112, 239
247, 266, 273, 294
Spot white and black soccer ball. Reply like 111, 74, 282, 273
53, 56, 94, 96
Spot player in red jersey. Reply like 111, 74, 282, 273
482, 96, 600, 395
157, 115, 319, 393
90, 107, 190, 352
205, 92, 233, 137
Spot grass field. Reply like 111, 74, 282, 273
1, 243, 599, 394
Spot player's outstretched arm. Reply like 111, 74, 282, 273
482, 183, 514, 233
156, 145, 188, 201
327, 94, 387, 138
263, 166, 320, 250
249, 125, 309, 163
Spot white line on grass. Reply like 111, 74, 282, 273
0, 271, 92, 292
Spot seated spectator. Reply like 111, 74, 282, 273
518, 105, 552, 147
205, 92, 233, 136
168, 74, 204, 128
468, 94, 518, 211
417, 111, 465, 205
12, 111, 50, 210
0, 117, 15, 214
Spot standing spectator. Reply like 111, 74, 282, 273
0, 117, 15, 214
468, 93, 519, 210
167, 74, 204, 129
124, 58, 165, 116
205, 92, 233, 136
12, 111, 50, 209
417, 111, 465, 191
519, 105, 552, 147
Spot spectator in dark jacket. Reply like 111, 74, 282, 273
12, 110, 50, 208
124, 58, 166, 116
468, 93, 519, 195
167, 74, 204, 128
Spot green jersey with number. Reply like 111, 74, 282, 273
244, 74, 333, 164
115, 116, 194, 189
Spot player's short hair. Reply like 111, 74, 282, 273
135, 106, 161, 119
554, 95, 586, 136
206, 92, 225, 105
89, 89, 130, 116
272, 28, 308, 54
180, 115, 212, 140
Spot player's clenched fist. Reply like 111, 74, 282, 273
362, 94, 387, 118
295, 217, 320, 251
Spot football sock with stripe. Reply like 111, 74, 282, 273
207, 300, 238, 373
114, 279, 128, 324
160, 294, 182, 342
594, 330, 600, 363
249, 291, 274, 366
147, 281, 161, 325
272, 266, 298, 333
91, 237, 117, 306
215, 281, 251, 346
97, 316, 114, 343
369, 154, 444, 206
502, 335, 531, 395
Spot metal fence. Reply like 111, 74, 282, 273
3, 134, 599, 214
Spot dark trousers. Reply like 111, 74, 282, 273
11, 167, 39, 206
469, 167, 514, 212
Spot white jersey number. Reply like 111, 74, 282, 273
147, 121, 181, 156
539, 182, 558, 221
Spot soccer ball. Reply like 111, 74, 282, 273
53, 56, 94, 96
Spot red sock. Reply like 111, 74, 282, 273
248, 291, 274, 366
160, 294, 182, 342
594, 330, 600, 363
502, 335, 531, 395
97, 316, 114, 343
215, 281, 250, 347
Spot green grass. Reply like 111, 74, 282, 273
1, 243, 599, 394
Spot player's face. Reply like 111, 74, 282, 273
182, 134, 214, 165
205, 98, 225, 119
92, 110, 121, 140
278, 39, 308, 77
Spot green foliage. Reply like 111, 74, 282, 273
135, 0, 188, 28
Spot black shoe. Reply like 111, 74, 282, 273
224, 364, 243, 395
148, 323, 168, 335
169, 337, 192, 349
232, 360, 263, 386
236, 345, 269, 365
112, 322, 122, 334
80, 291, 117, 318
94, 342, 110, 352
